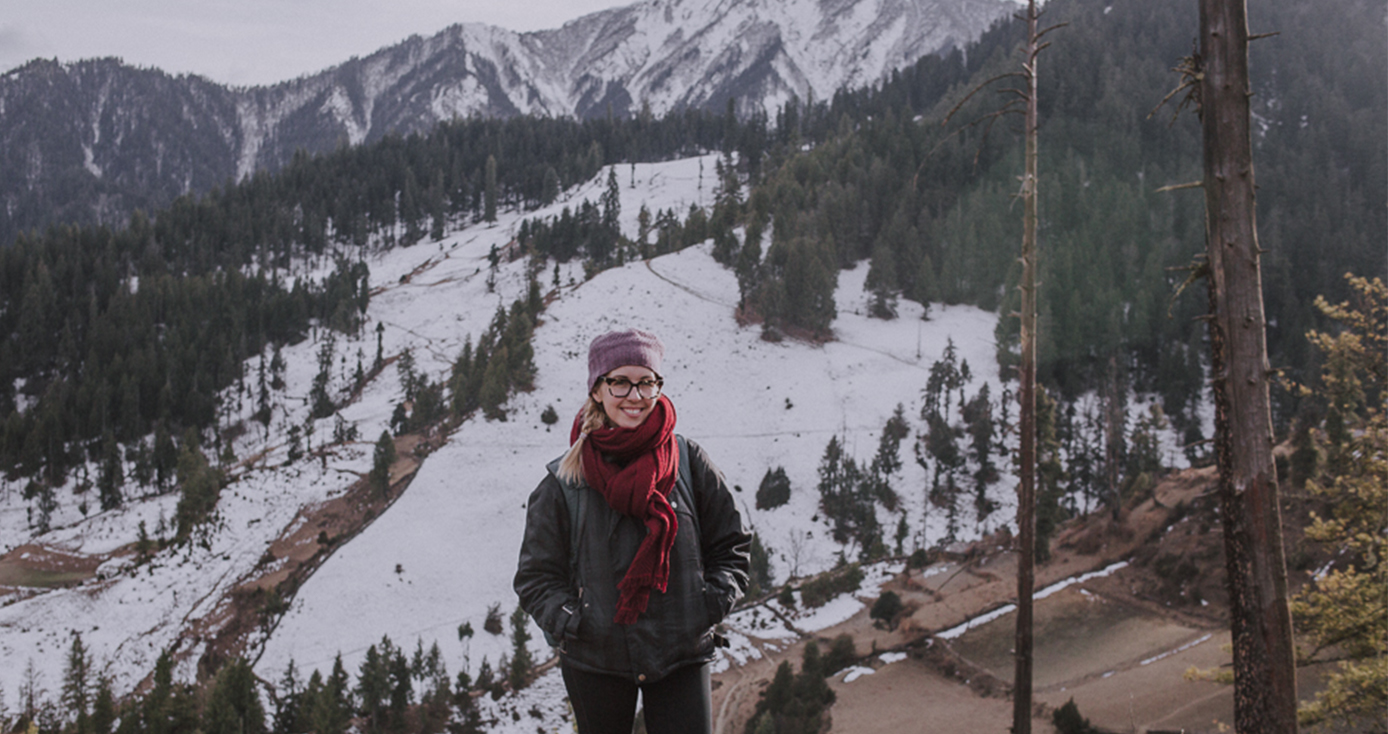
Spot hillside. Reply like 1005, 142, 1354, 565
0, 154, 1061, 713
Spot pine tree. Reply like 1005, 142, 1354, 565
204, 659, 268, 734
755, 466, 792, 510
310, 333, 337, 419
483, 155, 498, 223
541, 167, 560, 206
507, 607, 534, 691
174, 437, 220, 539
61, 634, 92, 734
89, 677, 115, 734
97, 430, 123, 511
478, 345, 510, 421
602, 167, 621, 232
386, 645, 412, 734
865, 241, 899, 319
271, 659, 302, 734
357, 643, 389, 734
371, 431, 396, 497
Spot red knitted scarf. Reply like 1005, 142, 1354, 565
571, 395, 680, 624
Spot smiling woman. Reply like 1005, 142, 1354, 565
514, 328, 751, 734
0, 0, 624, 85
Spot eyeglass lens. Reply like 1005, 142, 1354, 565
606, 378, 661, 399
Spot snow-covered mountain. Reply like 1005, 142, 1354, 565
0, 155, 1018, 717
0, 0, 1014, 242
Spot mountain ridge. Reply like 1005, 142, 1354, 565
0, 0, 1014, 244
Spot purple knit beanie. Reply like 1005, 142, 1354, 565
587, 329, 665, 391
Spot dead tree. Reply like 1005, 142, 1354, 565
938, 3, 1061, 731
1161, 0, 1299, 729
1012, 4, 1043, 732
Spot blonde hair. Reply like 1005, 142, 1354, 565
556, 396, 610, 485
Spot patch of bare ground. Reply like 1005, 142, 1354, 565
0, 543, 122, 604
187, 430, 443, 682
713, 461, 1334, 734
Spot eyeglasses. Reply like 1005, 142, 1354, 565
599, 376, 663, 400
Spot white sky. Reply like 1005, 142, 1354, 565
0, 0, 630, 87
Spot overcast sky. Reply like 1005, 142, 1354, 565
0, 0, 630, 87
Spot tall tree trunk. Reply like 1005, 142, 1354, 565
1196, 0, 1298, 731
1013, 1, 1040, 731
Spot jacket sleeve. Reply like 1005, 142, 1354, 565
686, 440, 752, 625
513, 474, 583, 647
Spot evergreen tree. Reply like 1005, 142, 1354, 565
483, 155, 498, 223
271, 659, 302, 734
356, 643, 389, 734
89, 677, 115, 734
370, 431, 396, 497
755, 466, 792, 510
174, 436, 220, 539
61, 634, 92, 734
97, 430, 124, 511
478, 345, 510, 421
310, 332, 337, 420
541, 166, 560, 206
506, 607, 534, 691
203, 659, 267, 734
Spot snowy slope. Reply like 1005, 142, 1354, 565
0, 155, 1011, 717
251, 154, 1012, 711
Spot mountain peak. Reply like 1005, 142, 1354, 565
0, 0, 1012, 243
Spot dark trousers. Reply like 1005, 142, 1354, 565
561, 660, 712, 734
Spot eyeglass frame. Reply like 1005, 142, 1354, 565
596, 375, 664, 400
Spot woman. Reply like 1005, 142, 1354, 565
515, 328, 751, 734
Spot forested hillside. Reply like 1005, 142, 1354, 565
729, 0, 1384, 435
1, 0, 1383, 526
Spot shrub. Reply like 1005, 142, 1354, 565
1052, 698, 1098, 734
777, 585, 796, 608
755, 467, 792, 510
799, 564, 863, 608
870, 591, 903, 628
823, 633, 857, 675
484, 603, 504, 635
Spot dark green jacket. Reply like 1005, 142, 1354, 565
513, 437, 750, 683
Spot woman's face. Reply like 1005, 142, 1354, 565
592, 365, 660, 430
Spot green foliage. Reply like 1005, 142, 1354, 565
799, 563, 863, 609
755, 466, 791, 510
1052, 698, 1098, 734
869, 591, 903, 629
777, 585, 796, 608
449, 295, 541, 423
744, 641, 838, 734
821, 634, 857, 676
174, 436, 221, 539
1034, 385, 1068, 563
1290, 275, 1387, 731
506, 607, 534, 691
370, 431, 396, 497
203, 659, 267, 734
483, 603, 504, 635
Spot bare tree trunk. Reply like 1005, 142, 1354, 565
1013, 2, 1041, 731
1197, 0, 1298, 731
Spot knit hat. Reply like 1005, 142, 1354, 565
587, 329, 665, 391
